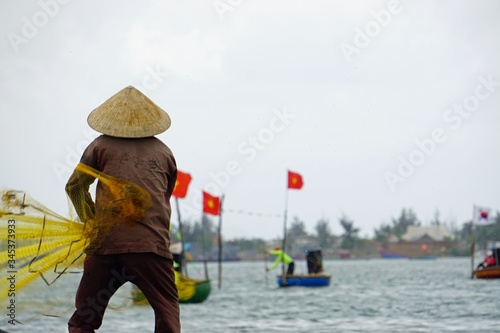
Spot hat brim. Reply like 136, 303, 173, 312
87, 86, 171, 138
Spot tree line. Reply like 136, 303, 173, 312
171, 208, 500, 258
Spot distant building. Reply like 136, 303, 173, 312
381, 225, 455, 259
402, 225, 453, 242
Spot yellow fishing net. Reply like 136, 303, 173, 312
66, 163, 152, 254
174, 272, 197, 301
0, 163, 152, 303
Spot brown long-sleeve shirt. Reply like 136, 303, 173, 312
66, 135, 177, 259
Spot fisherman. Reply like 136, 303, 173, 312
266, 246, 295, 275
65, 86, 180, 333
477, 250, 496, 269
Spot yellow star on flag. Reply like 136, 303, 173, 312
203, 191, 220, 216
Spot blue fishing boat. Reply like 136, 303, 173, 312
380, 249, 437, 260
276, 274, 331, 287
380, 250, 409, 259
274, 250, 332, 287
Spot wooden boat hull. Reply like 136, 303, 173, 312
276, 274, 331, 287
474, 266, 500, 279
132, 273, 211, 304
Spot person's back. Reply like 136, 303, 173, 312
71, 135, 176, 258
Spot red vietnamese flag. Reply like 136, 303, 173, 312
287, 170, 303, 190
172, 170, 192, 198
203, 191, 220, 216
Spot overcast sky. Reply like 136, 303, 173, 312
1, 0, 499, 241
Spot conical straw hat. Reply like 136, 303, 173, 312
87, 86, 171, 138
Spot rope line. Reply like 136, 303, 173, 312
223, 208, 281, 218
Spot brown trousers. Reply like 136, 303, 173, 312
68, 253, 180, 333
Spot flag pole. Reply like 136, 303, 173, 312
217, 195, 225, 289
201, 210, 209, 281
175, 197, 188, 277
281, 175, 289, 287
471, 205, 476, 279
264, 248, 269, 286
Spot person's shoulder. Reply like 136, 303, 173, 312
83, 134, 106, 150
91, 134, 111, 144
149, 136, 167, 146
150, 137, 174, 152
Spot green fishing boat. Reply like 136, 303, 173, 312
131, 272, 211, 304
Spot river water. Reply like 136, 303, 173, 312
2, 257, 499, 332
